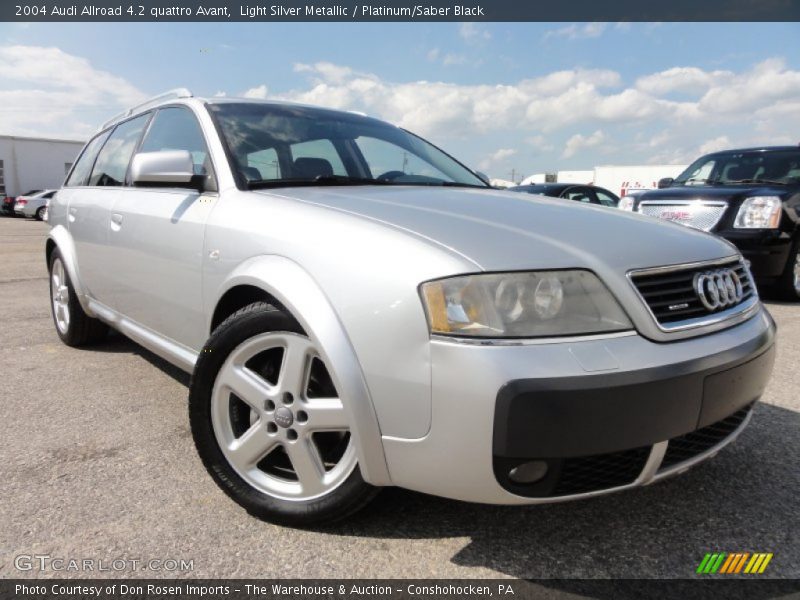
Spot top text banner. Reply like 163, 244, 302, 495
4, 0, 800, 21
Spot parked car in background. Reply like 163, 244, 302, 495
3, 196, 17, 215
14, 190, 56, 220
510, 183, 619, 206
619, 146, 800, 299
3, 190, 41, 216
47, 91, 775, 525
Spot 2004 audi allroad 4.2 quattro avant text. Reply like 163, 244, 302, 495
46, 90, 776, 525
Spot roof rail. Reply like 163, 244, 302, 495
100, 88, 193, 130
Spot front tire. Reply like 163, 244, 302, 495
49, 249, 108, 346
189, 302, 378, 526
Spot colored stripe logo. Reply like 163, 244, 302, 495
697, 552, 773, 574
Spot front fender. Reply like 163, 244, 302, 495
212, 255, 392, 487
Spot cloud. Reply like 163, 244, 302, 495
275, 58, 800, 165
697, 136, 732, 155
242, 84, 268, 99
544, 23, 607, 41
478, 148, 516, 169
0, 45, 145, 137
459, 23, 491, 44
562, 130, 606, 158
636, 67, 732, 95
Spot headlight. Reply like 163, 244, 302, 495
734, 196, 782, 229
420, 271, 632, 338
618, 196, 635, 211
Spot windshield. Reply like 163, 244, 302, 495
673, 149, 800, 186
208, 102, 487, 189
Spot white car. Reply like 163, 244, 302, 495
15, 190, 56, 220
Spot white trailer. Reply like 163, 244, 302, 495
0, 135, 85, 198
556, 169, 594, 184
592, 164, 687, 198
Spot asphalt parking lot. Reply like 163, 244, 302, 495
0, 215, 798, 581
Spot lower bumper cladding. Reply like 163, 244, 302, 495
492, 329, 774, 499
493, 404, 754, 498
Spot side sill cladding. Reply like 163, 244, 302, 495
212, 255, 392, 487
46, 225, 95, 317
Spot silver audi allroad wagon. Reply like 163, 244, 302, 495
46, 90, 776, 525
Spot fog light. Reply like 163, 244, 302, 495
508, 460, 548, 484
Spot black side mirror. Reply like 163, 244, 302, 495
658, 177, 674, 189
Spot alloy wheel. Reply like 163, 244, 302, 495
51, 258, 71, 334
210, 332, 356, 501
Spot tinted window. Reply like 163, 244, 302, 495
674, 149, 800, 186
594, 189, 618, 207
66, 133, 109, 186
246, 148, 280, 180
89, 114, 150, 187
291, 139, 346, 176
564, 187, 592, 202
139, 107, 211, 177
209, 103, 486, 188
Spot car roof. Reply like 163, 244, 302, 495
704, 146, 800, 156
101, 89, 389, 131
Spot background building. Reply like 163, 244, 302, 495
0, 135, 85, 198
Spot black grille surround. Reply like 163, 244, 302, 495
494, 405, 753, 499
659, 404, 752, 471
629, 258, 755, 326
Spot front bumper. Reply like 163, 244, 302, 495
381, 306, 776, 504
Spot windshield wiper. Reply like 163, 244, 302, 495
247, 175, 392, 189
726, 178, 791, 186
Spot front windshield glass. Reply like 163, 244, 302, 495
208, 102, 487, 188
673, 149, 800, 186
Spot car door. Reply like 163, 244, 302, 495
63, 116, 150, 305
105, 106, 217, 350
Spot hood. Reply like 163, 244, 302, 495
260, 186, 737, 273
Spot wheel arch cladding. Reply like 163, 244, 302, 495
46, 226, 94, 316
210, 255, 391, 486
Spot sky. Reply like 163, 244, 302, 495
1, 21, 799, 180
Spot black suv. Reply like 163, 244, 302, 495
620, 146, 800, 299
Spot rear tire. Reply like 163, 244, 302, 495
775, 237, 800, 301
189, 302, 378, 526
35, 206, 46, 221
49, 249, 108, 346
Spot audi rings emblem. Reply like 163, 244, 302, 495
693, 268, 744, 311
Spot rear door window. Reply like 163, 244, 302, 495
89, 114, 150, 187
64, 131, 110, 186
66, 131, 110, 186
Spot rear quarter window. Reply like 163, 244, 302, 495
65, 131, 110, 187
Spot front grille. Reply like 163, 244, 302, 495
630, 259, 755, 326
552, 446, 650, 496
659, 405, 752, 471
638, 201, 727, 231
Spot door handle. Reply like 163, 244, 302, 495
110, 213, 123, 231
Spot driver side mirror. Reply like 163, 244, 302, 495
131, 150, 203, 191
658, 177, 674, 189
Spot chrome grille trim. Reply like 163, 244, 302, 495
638, 200, 728, 231
627, 256, 760, 333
